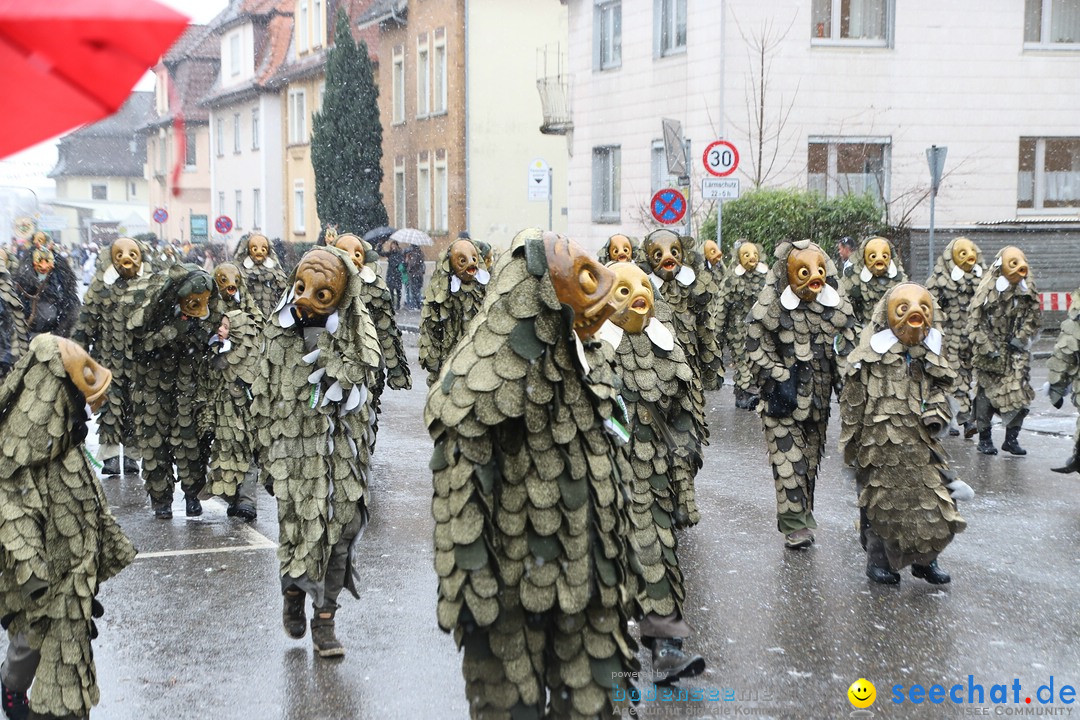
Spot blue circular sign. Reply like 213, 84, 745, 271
215, 215, 233, 234
152, 207, 168, 223
651, 188, 687, 225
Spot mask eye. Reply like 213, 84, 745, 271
798, 268, 810, 279
317, 289, 333, 304
295, 281, 306, 294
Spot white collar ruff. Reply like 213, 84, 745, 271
645, 317, 675, 351
869, 326, 943, 355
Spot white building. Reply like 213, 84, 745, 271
204, 0, 291, 247
562, 0, 1080, 248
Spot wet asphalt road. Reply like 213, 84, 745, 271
12, 333, 1080, 720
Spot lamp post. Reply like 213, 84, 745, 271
926, 145, 948, 273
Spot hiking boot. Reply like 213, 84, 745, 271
784, 528, 814, 549
1001, 426, 1027, 456
311, 607, 345, 658
976, 429, 997, 455
963, 422, 978, 439
911, 560, 951, 584
228, 504, 257, 521
866, 562, 901, 585
2, 683, 29, 720
153, 501, 173, 520
1052, 439, 1080, 474
184, 496, 202, 517
649, 637, 705, 685
100, 456, 120, 476
283, 589, 307, 639
123, 456, 140, 474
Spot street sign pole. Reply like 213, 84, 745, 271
548, 168, 553, 231
926, 145, 948, 274
716, 200, 722, 247
684, 139, 692, 236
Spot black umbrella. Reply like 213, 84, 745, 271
363, 226, 396, 244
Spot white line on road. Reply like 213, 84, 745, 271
135, 543, 276, 560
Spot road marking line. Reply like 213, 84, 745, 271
135, 543, 276, 560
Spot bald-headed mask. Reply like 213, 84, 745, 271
1000, 246, 1029, 286
703, 240, 723, 267
293, 249, 347, 321
951, 238, 978, 273
738, 243, 759, 273
111, 238, 142, 279
609, 263, 654, 335
863, 237, 892, 278
545, 232, 617, 340
646, 230, 683, 282
887, 283, 934, 347
450, 240, 480, 283
57, 337, 112, 413
786, 247, 828, 302
606, 234, 634, 264
214, 263, 241, 300
333, 234, 368, 272
248, 234, 270, 264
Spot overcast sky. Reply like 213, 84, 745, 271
0, 0, 230, 194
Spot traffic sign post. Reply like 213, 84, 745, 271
926, 145, 948, 273
702, 140, 740, 246
152, 207, 168, 224
651, 188, 687, 225
214, 215, 233, 235
527, 158, 553, 229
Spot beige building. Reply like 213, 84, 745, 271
143, 25, 221, 244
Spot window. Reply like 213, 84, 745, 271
811, 0, 892, 45
392, 46, 405, 124
433, 29, 447, 114
298, 0, 309, 53
434, 153, 448, 233
656, 0, 687, 57
229, 33, 241, 76
314, 0, 324, 48
252, 188, 261, 229
1025, 0, 1080, 46
288, 89, 307, 144
91, 184, 107, 200
417, 153, 431, 231
216, 118, 225, 157
317, 81, 325, 111
251, 108, 260, 150
218, 191, 226, 216
129, 181, 136, 197
592, 145, 621, 222
393, 158, 406, 228
232, 190, 241, 229
233, 113, 241, 153
293, 181, 306, 232
417, 36, 430, 118
807, 137, 890, 203
185, 127, 197, 168
1018, 137, 1080, 210
595, 1, 622, 70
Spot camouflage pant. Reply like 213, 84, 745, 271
459, 601, 634, 720
975, 388, 1029, 431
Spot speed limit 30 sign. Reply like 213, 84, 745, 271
703, 140, 739, 177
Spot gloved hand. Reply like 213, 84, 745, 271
1008, 337, 1027, 353
946, 479, 975, 502
1052, 394, 1065, 410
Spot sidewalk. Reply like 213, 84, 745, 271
395, 306, 422, 334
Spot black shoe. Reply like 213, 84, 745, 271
649, 637, 705, 685
963, 422, 978, 439
948, 427, 960, 437
311, 608, 344, 658
976, 429, 998, 455
185, 496, 202, 517
229, 505, 257, 521
2, 683, 29, 720
283, 589, 307, 639
123, 456, 139, 474
1052, 448, 1080, 474
784, 528, 815, 549
153, 502, 173, 520
100, 456, 120, 476
911, 560, 951, 584
866, 563, 901, 584
1001, 427, 1027, 456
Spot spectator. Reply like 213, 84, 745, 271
380, 240, 405, 310
406, 246, 425, 309
837, 236, 856, 276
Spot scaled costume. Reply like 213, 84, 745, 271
596, 233, 636, 265
0, 335, 135, 719
924, 237, 986, 432
745, 240, 855, 547
840, 284, 970, 584
418, 239, 490, 386
967, 247, 1041, 456
0, 249, 27, 377
252, 246, 383, 658
12, 248, 80, 341
715, 241, 769, 410
129, 264, 217, 517
72, 239, 151, 474
839, 236, 908, 332
426, 230, 638, 720
1048, 291, 1080, 474
234, 233, 289, 318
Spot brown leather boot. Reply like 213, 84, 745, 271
311, 607, 345, 658
282, 589, 307, 639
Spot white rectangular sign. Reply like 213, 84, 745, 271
702, 177, 740, 200
528, 169, 550, 201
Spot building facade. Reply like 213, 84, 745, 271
562, 0, 1080, 249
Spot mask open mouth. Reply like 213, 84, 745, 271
631, 297, 648, 312
466, 265, 477, 275
807, 279, 823, 292
907, 312, 925, 328
662, 259, 678, 272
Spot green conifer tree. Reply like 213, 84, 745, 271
311, 11, 389, 235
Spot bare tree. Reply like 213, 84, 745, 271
727, 12, 802, 188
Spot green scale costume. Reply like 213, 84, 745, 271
426, 229, 639, 720
0, 257, 28, 378
838, 235, 908, 333
252, 246, 383, 619
839, 286, 970, 583
1048, 291, 1080, 474
234, 235, 289, 318
714, 242, 769, 410
967, 247, 1041, 455
128, 264, 217, 516
745, 240, 856, 545
72, 241, 152, 472
0, 335, 136, 719
418, 240, 489, 386
924, 238, 986, 430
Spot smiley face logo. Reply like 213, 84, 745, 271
848, 678, 876, 709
